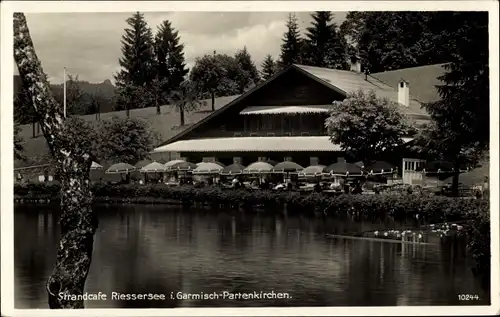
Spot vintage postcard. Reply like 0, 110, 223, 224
1, 1, 499, 316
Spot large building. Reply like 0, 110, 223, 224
152, 63, 446, 170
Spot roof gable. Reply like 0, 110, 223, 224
157, 65, 346, 147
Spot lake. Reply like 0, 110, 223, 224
14, 203, 489, 308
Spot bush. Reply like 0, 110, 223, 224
14, 183, 489, 222
459, 209, 490, 287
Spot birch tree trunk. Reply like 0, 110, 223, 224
13, 13, 97, 308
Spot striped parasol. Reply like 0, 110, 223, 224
168, 161, 198, 172
140, 161, 167, 173
105, 162, 136, 174
220, 163, 246, 176
324, 162, 363, 177
244, 161, 274, 174
272, 161, 304, 173
192, 162, 224, 175
364, 161, 397, 175
299, 165, 326, 177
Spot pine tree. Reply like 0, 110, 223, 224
303, 11, 347, 69
417, 12, 489, 197
340, 12, 442, 72
280, 13, 303, 66
154, 20, 189, 104
234, 46, 260, 92
115, 12, 156, 113
260, 54, 277, 80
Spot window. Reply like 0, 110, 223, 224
233, 132, 242, 137
250, 132, 259, 137
267, 132, 275, 136
400, 82, 405, 88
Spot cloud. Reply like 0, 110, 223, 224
19, 12, 346, 84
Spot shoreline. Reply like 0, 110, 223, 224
14, 183, 491, 290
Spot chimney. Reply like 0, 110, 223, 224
398, 79, 410, 107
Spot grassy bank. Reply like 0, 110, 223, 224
14, 182, 490, 285
15, 95, 239, 168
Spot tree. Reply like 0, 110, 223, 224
234, 46, 260, 91
325, 90, 413, 165
114, 82, 151, 116
414, 12, 489, 197
115, 12, 156, 112
89, 90, 103, 120
14, 122, 25, 161
96, 116, 159, 164
260, 54, 277, 80
53, 74, 87, 116
149, 76, 169, 115
154, 20, 189, 105
214, 53, 244, 96
190, 54, 221, 111
14, 13, 98, 308
280, 13, 303, 66
340, 12, 445, 73
169, 80, 206, 126
190, 53, 243, 111
14, 78, 38, 138
302, 11, 347, 69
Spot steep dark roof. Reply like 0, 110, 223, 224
370, 64, 447, 104
157, 63, 451, 149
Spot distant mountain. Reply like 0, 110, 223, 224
14, 75, 116, 98
51, 78, 116, 100
14, 75, 117, 114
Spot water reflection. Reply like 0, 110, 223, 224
14, 204, 489, 308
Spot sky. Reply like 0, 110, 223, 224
16, 12, 347, 84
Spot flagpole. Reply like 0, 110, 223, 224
63, 67, 67, 118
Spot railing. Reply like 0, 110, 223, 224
190, 129, 328, 138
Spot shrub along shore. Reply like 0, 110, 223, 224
14, 183, 489, 221
14, 182, 490, 286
